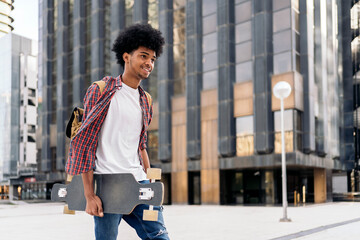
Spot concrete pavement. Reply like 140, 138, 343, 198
0, 201, 360, 239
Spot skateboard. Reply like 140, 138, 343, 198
51, 168, 163, 221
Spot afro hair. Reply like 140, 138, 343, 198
112, 24, 165, 67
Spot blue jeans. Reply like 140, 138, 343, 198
94, 180, 169, 240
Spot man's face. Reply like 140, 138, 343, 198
124, 46, 156, 80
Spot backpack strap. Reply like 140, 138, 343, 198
94, 80, 106, 94
144, 91, 153, 106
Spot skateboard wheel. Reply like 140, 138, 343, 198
146, 168, 162, 180
63, 204, 75, 215
143, 209, 158, 221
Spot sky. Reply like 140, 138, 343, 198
11, 0, 39, 41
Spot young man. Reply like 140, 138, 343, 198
65, 24, 169, 240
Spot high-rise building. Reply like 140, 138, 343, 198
0, 0, 14, 37
0, 33, 38, 200
37, 0, 358, 205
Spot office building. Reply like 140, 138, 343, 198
38, 0, 358, 205
0, 33, 39, 200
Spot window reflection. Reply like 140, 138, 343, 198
173, 25, 185, 45
273, 30, 292, 53
202, 0, 217, 90
274, 110, 293, 132
148, 0, 159, 29
274, 51, 292, 74
203, 70, 218, 90
235, 21, 251, 44
173, 6, 185, 28
236, 116, 254, 156
203, 51, 218, 72
148, 0, 159, 99
235, 1, 252, 24
236, 41, 252, 63
236, 61, 253, 82
173, 0, 186, 96
203, 14, 217, 35
273, 0, 291, 11
173, 0, 186, 9
236, 135, 254, 156
274, 131, 294, 153
125, 0, 134, 27
273, 8, 291, 32
148, 130, 159, 163
203, 32, 217, 53
202, 0, 216, 16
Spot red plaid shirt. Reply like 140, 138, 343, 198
65, 75, 153, 175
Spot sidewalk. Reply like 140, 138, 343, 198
0, 201, 359, 239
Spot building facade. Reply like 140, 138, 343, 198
0, 33, 39, 200
38, 0, 358, 205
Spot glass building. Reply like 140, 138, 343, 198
0, 0, 14, 37
0, 33, 39, 200
37, 0, 358, 205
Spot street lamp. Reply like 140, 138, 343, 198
273, 81, 292, 222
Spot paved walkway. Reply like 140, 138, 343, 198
0, 201, 359, 239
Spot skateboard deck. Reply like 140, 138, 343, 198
51, 173, 164, 215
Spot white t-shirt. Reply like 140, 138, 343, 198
94, 82, 147, 181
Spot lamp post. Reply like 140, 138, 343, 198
273, 81, 292, 222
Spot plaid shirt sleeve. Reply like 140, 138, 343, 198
65, 83, 102, 175
139, 91, 153, 150
83, 84, 102, 120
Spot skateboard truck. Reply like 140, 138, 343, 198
58, 188, 67, 198
139, 188, 154, 200
63, 174, 75, 215
143, 168, 162, 221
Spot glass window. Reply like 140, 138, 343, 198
203, 32, 217, 53
273, 0, 291, 11
125, 0, 134, 27
203, 14, 217, 35
174, 60, 185, 80
236, 41, 252, 63
236, 116, 254, 156
236, 116, 254, 135
173, 0, 186, 9
203, 70, 218, 90
295, 32, 300, 53
235, 1, 252, 24
148, 131, 159, 163
236, 0, 248, 3
273, 30, 292, 53
294, 9, 299, 32
173, 7, 185, 28
274, 51, 292, 74
173, 44, 185, 61
174, 78, 186, 95
236, 61, 253, 82
274, 109, 294, 132
174, 25, 185, 45
292, 0, 299, 11
148, 0, 159, 29
296, 53, 300, 73
203, 51, 218, 72
273, 8, 291, 33
235, 21, 251, 43
202, 0, 216, 16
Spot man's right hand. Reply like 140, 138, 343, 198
82, 170, 104, 217
85, 194, 104, 217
